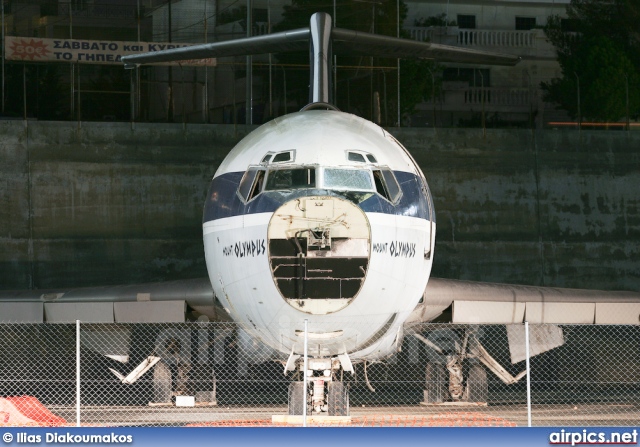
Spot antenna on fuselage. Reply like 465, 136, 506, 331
121, 13, 519, 108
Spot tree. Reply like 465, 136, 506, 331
542, 0, 640, 122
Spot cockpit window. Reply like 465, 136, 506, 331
347, 152, 366, 163
381, 169, 401, 202
347, 151, 379, 164
372, 168, 402, 203
272, 151, 294, 163
238, 167, 266, 202
265, 168, 315, 191
323, 169, 374, 191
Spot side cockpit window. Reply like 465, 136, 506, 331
238, 167, 266, 202
372, 168, 402, 203
265, 168, 316, 191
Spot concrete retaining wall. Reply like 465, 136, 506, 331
1, 121, 638, 292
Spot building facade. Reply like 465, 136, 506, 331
405, 0, 569, 127
1, 0, 571, 126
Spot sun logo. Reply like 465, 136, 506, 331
9, 38, 50, 60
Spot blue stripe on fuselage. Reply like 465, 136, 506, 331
202, 171, 435, 223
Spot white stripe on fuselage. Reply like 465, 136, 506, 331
203, 213, 270, 235
203, 211, 429, 233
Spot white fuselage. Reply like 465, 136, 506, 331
203, 110, 435, 362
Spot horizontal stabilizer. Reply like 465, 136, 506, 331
122, 14, 518, 68
123, 29, 310, 68
331, 28, 519, 65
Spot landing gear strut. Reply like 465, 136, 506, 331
288, 377, 349, 416
415, 327, 516, 405
287, 358, 349, 416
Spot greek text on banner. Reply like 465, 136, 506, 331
4, 37, 215, 66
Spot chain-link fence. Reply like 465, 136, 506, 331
1, 322, 639, 427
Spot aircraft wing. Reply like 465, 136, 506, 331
5, 276, 638, 325
407, 277, 640, 326
122, 26, 519, 68
0, 278, 230, 323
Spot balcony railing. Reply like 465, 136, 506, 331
457, 29, 537, 48
406, 26, 553, 58
420, 87, 537, 114
464, 87, 534, 106
408, 27, 436, 42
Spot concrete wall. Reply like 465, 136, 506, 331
0, 121, 245, 290
397, 128, 640, 291
1, 121, 639, 292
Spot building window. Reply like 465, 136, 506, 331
515, 17, 536, 30
457, 15, 476, 29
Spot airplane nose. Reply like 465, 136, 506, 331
267, 196, 371, 315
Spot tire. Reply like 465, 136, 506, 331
465, 365, 488, 403
424, 362, 447, 403
151, 361, 172, 404
327, 381, 348, 416
288, 381, 305, 415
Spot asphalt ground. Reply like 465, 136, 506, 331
49, 402, 640, 427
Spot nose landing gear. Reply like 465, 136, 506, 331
287, 361, 349, 416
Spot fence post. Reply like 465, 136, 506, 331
303, 319, 308, 427
76, 319, 81, 427
525, 321, 532, 427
